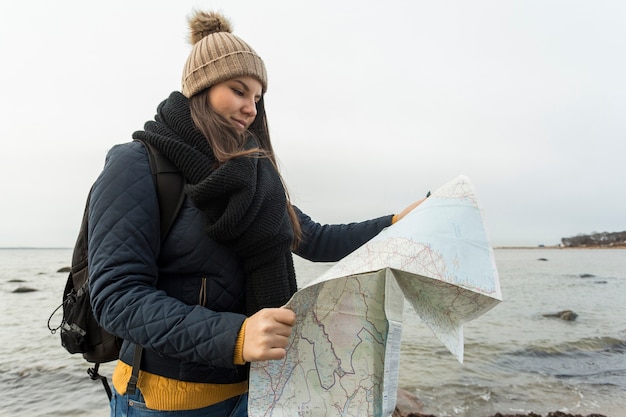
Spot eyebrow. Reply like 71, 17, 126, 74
233, 79, 262, 99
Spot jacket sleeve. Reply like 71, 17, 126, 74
293, 206, 393, 262
88, 142, 245, 369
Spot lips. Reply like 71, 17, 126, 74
232, 118, 247, 131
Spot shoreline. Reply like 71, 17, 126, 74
403, 413, 611, 417
393, 389, 618, 417
494, 245, 626, 250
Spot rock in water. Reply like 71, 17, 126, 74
393, 388, 426, 417
13, 286, 38, 293
542, 310, 578, 321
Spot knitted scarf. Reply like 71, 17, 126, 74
133, 91, 296, 315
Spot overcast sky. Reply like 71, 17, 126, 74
1, 0, 624, 248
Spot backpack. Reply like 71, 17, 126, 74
48, 140, 184, 400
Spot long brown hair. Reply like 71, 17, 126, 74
188, 90, 302, 247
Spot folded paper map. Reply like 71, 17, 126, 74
249, 175, 502, 417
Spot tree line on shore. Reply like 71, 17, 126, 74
561, 230, 626, 247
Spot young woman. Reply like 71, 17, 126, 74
88, 10, 422, 417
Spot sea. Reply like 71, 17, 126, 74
0, 247, 624, 417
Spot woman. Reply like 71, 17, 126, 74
88, 10, 421, 417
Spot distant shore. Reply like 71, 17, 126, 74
494, 245, 626, 249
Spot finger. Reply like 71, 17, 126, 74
272, 324, 293, 339
273, 307, 296, 326
265, 347, 287, 361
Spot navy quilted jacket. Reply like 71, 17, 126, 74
88, 141, 393, 383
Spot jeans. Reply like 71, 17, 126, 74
110, 387, 248, 417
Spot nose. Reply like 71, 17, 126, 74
242, 98, 257, 118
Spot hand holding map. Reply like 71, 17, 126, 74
249, 175, 502, 416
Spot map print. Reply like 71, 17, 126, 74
250, 270, 403, 417
249, 175, 502, 416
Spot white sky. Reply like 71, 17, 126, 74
1, 0, 624, 248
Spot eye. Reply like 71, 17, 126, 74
231, 88, 244, 96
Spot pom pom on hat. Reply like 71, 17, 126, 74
187, 10, 233, 45
181, 10, 268, 97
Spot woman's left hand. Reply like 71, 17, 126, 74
393, 195, 429, 224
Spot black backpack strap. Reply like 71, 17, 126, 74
124, 344, 144, 396
88, 363, 113, 401
137, 139, 186, 242
122, 140, 185, 396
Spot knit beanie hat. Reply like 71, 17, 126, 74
181, 10, 268, 98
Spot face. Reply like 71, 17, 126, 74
208, 76, 263, 133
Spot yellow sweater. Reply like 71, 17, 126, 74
112, 319, 248, 411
